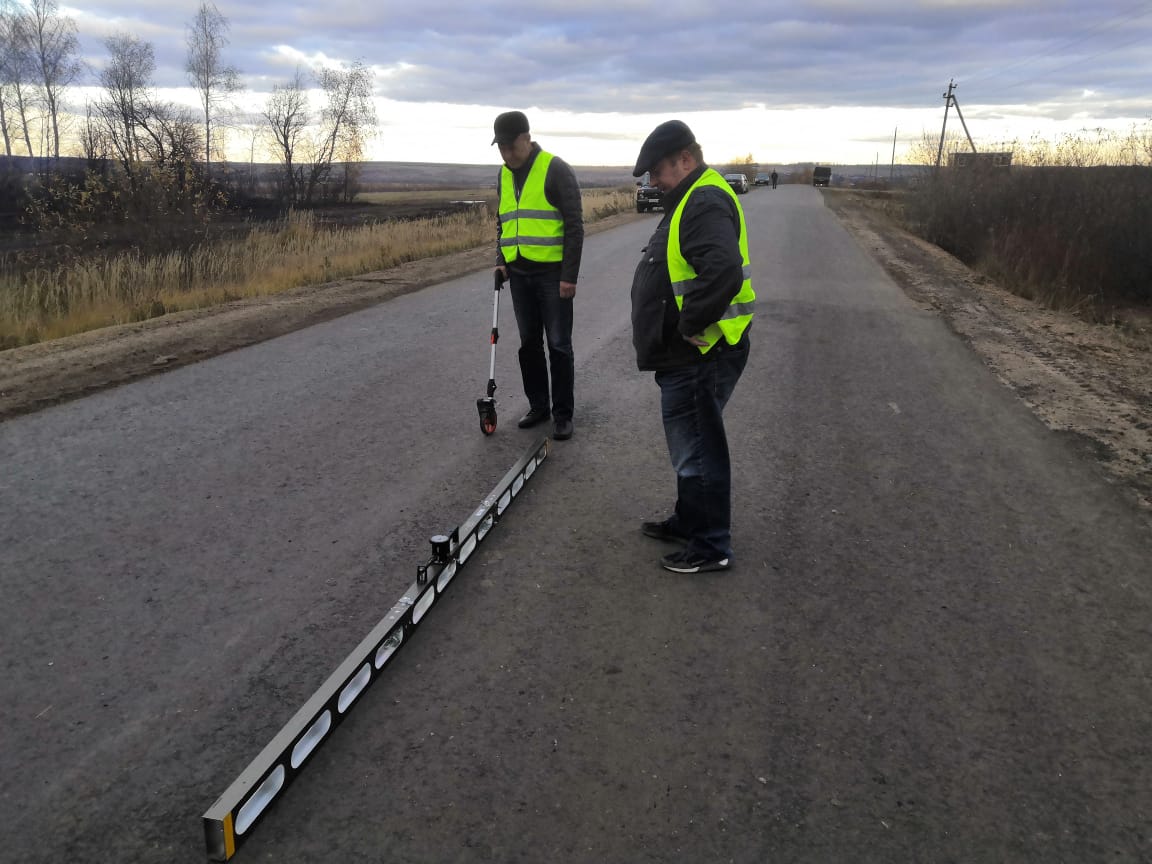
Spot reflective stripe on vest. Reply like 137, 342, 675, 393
498, 151, 563, 263
667, 168, 755, 354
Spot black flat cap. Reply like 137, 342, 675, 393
492, 110, 530, 145
633, 120, 696, 176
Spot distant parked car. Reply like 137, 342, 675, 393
724, 173, 749, 194
812, 166, 832, 187
753, 173, 771, 186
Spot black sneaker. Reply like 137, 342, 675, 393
518, 406, 551, 428
641, 519, 688, 545
660, 550, 731, 573
553, 418, 573, 440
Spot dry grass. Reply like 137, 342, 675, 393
0, 187, 634, 349
895, 125, 1152, 322
903, 167, 1152, 319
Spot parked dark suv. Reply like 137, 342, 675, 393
635, 177, 663, 213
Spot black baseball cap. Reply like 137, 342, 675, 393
633, 120, 696, 177
492, 111, 530, 145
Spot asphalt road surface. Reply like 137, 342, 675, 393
3, 186, 1150, 863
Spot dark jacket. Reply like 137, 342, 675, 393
495, 143, 585, 285
630, 164, 746, 371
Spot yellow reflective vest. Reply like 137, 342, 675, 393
498, 150, 563, 264
667, 168, 755, 353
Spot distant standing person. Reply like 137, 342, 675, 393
629, 120, 755, 573
770, 169, 778, 189
492, 110, 584, 441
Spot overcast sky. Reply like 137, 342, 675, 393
59, 0, 1152, 166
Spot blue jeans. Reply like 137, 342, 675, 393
655, 339, 749, 560
509, 270, 574, 421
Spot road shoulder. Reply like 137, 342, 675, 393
823, 189, 1152, 518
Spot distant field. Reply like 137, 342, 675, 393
358, 188, 494, 205
349, 161, 635, 190
356, 183, 635, 215
0, 155, 636, 193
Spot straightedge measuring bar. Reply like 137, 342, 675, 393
202, 436, 551, 860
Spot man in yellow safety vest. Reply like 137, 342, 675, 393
493, 110, 584, 441
629, 120, 755, 573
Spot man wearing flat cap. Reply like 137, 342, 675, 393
492, 110, 584, 441
630, 119, 755, 574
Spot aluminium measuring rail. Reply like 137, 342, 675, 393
202, 436, 551, 860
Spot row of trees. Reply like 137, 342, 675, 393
0, 0, 80, 160
1, 0, 377, 215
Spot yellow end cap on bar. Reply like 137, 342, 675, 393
223, 812, 236, 859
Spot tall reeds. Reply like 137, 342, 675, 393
0, 187, 634, 349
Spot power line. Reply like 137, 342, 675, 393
990, 26, 1152, 98
957, 0, 1152, 93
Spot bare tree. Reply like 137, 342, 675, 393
78, 100, 109, 168
0, 0, 37, 157
137, 99, 199, 163
304, 60, 376, 204
262, 62, 376, 206
137, 98, 204, 206
185, 0, 239, 177
262, 68, 309, 204
25, 0, 80, 159
0, 0, 16, 155
95, 32, 155, 185
94, 32, 203, 197
24, 30, 205, 228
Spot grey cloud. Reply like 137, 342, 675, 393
64, 0, 1152, 121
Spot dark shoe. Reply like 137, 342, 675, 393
553, 418, 573, 440
660, 550, 731, 574
518, 406, 551, 428
641, 518, 688, 545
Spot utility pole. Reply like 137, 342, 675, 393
935, 79, 979, 169
935, 80, 954, 169
890, 126, 897, 180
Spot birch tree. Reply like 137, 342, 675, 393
96, 32, 154, 183
262, 67, 308, 204
185, 0, 239, 176
305, 61, 375, 204
263, 62, 376, 205
0, 0, 36, 157
26, 0, 80, 159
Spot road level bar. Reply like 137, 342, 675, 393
202, 436, 551, 860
